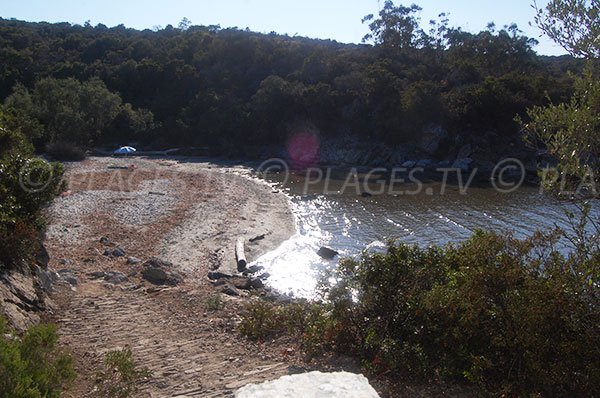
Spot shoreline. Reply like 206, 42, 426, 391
43, 156, 300, 396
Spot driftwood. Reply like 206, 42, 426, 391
236, 238, 247, 271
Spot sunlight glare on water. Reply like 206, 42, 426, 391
249, 171, 599, 299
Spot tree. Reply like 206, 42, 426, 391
522, 0, 599, 192
362, 1, 425, 50
533, 0, 599, 58
3, 78, 155, 147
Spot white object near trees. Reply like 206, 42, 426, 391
113, 146, 137, 155
235, 371, 380, 398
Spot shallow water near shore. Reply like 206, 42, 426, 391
249, 170, 600, 298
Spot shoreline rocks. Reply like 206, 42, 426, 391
141, 257, 183, 286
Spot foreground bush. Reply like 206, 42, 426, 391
242, 230, 600, 396
0, 316, 76, 398
94, 347, 151, 398
0, 118, 64, 267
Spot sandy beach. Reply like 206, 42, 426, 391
44, 156, 300, 397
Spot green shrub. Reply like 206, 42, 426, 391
239, 301, 336, 356
94, 347, 151, 398
0, 121, 64, 267
205, 294, 225, 312
243, 229, 600, 396
324, 230, 600, 396
45, 141, 86, 161
0, 316, 76, 398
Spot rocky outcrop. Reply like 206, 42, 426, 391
0, 247, 56, 332
235, 371, 380, 398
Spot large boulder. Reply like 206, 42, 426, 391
141, 257, 183, 286
419, 125, 448, 155
235, 371, 380, 398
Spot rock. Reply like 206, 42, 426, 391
317, 247, 339, 260
250, 278, 264, 289
126, 257, 142, 265
89, 271, 106, 279
222, 284, 240, 296
231, 277, 252, 290
360, 192, 373, 198
259, 272, 271, 280
247, 265, 264, 274
104, 247, 125, 257
235, 371, 380, 398
419, 125, 448, 155
208, 271, 232, 280
34, 266, 53, 292
100, 236, 111, 246
416, 159, 433, 168
104, 272, 128, 284
58, 271, 78, 286
401, 160, 416, 168
35, 244, 50, 268
141, 257, 183, 286
452, 158, 473, 173
59, 259, 70, 266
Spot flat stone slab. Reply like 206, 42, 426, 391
235, 371, 380, 398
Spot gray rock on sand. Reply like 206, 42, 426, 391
126, 256, 142, 264
208, 271, 232, 280
57, 269, 78, 286
141, 257, 183, 286
222, 284, 240, 296
104, 272, 128, 284
104, 247, 126, 257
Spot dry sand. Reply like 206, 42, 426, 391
44, 156, 301, 397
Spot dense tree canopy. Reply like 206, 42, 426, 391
0, 3, 584, 156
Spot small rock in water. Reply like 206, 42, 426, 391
250, 278, 264, 289
317, 246, 339, 260
247, 265, 264, 274
259, 272, 271, 280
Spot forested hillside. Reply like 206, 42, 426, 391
0, 4, 583, 156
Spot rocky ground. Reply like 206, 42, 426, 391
42, 156, 309, 397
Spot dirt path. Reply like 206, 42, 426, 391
44, 156, 299, 397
